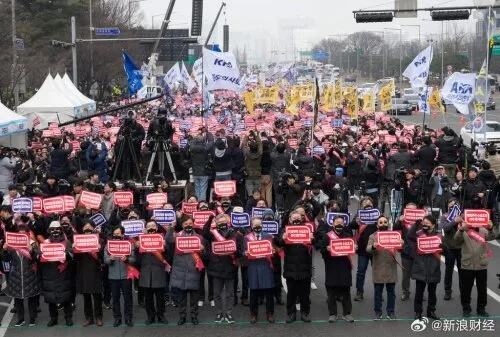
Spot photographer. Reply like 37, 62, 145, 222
270, 141, 291, 210
276, 173, 302, 213
114, 110, 145, 181
429, 166, 450, 212
403, 170, 424, 207
243, 130, 263, 197
49, 139, 73, 180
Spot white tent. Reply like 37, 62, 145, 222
17, 74, 79, 129
0, 101, 27, 148
62, 73, 96, 115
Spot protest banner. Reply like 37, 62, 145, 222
284, 225, 312, 244
139, 234, 164, 252
403, 208, 426, 228
43, 196, 65, 214
5, 232, 30, 250
213, 181, 237, 197
62, 195, 75, 212
114, 191, 134, 207
107, 240, 132, 257
90, 213, 107, 227
73, 234, 100, 253
463, 209, 490, 228
231, 212, 250, 227
193, 211, 216, 228
79, 191, 103, 210
12, 198, 33, 213
181, 202, 198, 214
153, 209, 176, 225
32, 197, 42, 212
417, 236, 443, 254
146, 193, 168, 210
122, 219, 145, 237
326, 212, 350, 226
247, 240, 273, 259
212, 240, 237, 255
40, 243, 66, 262
251, 207, 272, 219
262, 221, 279, 235
330, 238, 356, 257
375, 231, 403, 250
357, 209, 381, 225
176, 236, 202, 253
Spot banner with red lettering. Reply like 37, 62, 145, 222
192, 210, 216, 228
284, 225, 312, 244
463, 209, 490, 228
175, 236, 202, 254
213, 181, 237, 197
107, 240, 132, 257
114, 191, 134, 208
43, 197, 65, 214
375, 231, 402, 250
146, 193, 168, 209
80, 191, 103, 209
73, 234, 100, 253
247, 240, 273, 259
32, 197, 43, 212
139, 234, 164, 252
417, 236, 442, 254
62, 195, 75, 212
40, 243, 66, 262
5, 232, 30, 250
330, 238, 356, 256
211, 240, 237, 255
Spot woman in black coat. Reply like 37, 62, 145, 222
315, 216, 354, 323
74, 220, 103, 326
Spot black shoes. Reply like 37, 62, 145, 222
177, 317, 186, 325
47, 318, 58, 327
113, 319, 122, 327
157, 315, 168, 324
301, 314, 311, 323
427, 311, 440, 320
191, 317, 199, 325
145, 317, 155, 325
65, 317, 73, 327
125, 320, 133, 327
286, 313, 296, 323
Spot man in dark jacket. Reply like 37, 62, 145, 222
316, 216, 354, 323
39, 221, 75, 327
408, 215, 441, 320
138, 221, 168, 325
415, 136, 436, 177
243, 131, 263, 197
202, 214, 238, 323
49, 140, 72, 179
276, 211, 313, 323
435, 127, 459, 179
189, 134, 211, 201
463, 167, 486, 209
270, 142, 291, 209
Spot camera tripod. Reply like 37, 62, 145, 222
144, 137, 178, 184
112, 134, 142, 182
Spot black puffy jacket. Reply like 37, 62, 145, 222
39, 241, 74, 304
276, 225, 313, 280
2, 248, 41, 299
435, 136, 459, 164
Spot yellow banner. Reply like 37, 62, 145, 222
290, 84, 314, 102
285, 88, 300, 115
362, 92, 375, 112
428, 87, 445, 113
320, 84, 335, 111
334, 80, 342, 108
344, 86, 358, 119
243, 91, 255, 114
254, 86, 280, 105
378, 84, 393, 111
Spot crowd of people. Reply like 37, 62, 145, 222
0, 90, 499, 328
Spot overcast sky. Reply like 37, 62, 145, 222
140, 0, 484, 62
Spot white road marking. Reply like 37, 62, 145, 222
0, 281, 14, 335
440, 256, 500, 303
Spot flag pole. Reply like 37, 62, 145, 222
310, 77, 320, 150
483, 6, 492, 144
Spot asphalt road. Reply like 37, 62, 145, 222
1, 240, 499, 337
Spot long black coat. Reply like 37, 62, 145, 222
202, 223, 238, 280
315, 225, 353, 288
74, 253, 103, 294
275, 225, 313, 281
138, 252, 168, 289
408, 227, 441, 284
39, 242, 74, 304
2, 249, 41, 299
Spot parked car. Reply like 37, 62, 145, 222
387, 98, 412, 115
460, 120, 500, 150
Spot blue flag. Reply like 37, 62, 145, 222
122, 52, 143, 95
212, 44, 222, 52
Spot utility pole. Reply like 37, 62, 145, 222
89, 0, 94, 81
71, 16, 78, 86
204, 2, 226, 46
11, 0, 19, 107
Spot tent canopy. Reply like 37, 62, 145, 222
0, 101, 27, 148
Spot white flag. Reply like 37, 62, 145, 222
441, 72, 476, 115
192, 57, 204, 87
164, 62, 180, 88
403, 45, 433, 88
202, 48, 241, 92
180, 61, 197, 93
418, 86, 431, 114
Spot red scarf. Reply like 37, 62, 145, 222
246, 232, 274, 269
467, 229, 493, 258
42, 238, 68, 273
327, 230, 352, 266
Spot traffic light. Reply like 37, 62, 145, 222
430, 10, 470, 21
191, 0, 203, 36
223, 25, 229, 52
355, 12, 393, 23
